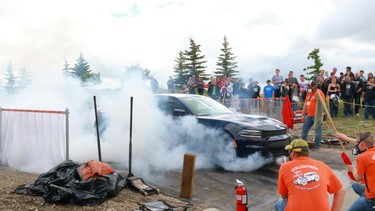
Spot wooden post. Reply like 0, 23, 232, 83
180, 153, 196, 199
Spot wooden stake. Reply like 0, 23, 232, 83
180, 153, 196, 199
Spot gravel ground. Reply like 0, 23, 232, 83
0, 165, 209, 211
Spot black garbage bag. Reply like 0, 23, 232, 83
14, 160, 126, 206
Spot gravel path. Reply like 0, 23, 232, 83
0, 165, 208, 211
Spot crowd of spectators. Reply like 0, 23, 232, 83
166, 66, 375, 120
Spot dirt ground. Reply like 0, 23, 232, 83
0, 165, 209, 211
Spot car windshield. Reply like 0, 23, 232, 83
179, 96, 234, 116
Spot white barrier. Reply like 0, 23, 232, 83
0, 108, 69, 173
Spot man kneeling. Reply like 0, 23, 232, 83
275, 139, 345, 211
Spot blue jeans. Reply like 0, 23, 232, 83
301, 115, 322, 148
352, 182, 365, 196
274, 198, 287, 211
348, 183, 375, 211
364, 99, 375, 120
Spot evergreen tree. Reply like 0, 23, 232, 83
124, 64, 150, 80
183, 38, 207, 78
18, 66, 32, 89
62, 58, 73, 76
215, 36, 238, 77
3, 61, 18, 93
173, 51, 189, 85
304, 48, 323, 77
71, 52, 101, 84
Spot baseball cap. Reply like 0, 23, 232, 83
285, 139, 309, 153
310, 80, 317, 86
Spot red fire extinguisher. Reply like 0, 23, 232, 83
235, 179, 248, 211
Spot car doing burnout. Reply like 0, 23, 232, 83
155, 94, 291, 158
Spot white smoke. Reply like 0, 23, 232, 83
0, 68, 272, 176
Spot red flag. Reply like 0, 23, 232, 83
282, 96, 294, 129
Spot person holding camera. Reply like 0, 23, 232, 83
336, 131, 375, 210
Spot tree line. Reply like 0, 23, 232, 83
0, 36, 322, 94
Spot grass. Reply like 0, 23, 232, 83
291, 101, 374, 141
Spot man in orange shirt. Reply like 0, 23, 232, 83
336, 131, 375, 210
301, 80, 325, 150
275, 139, 345, 211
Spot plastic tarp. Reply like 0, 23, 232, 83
14, 160, 126, 206
138, 200, 191, 211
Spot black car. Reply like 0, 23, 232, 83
155, 94, 291, 158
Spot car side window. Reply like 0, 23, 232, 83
158, 97, 187, 115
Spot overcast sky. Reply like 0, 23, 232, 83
1, 0, 375, 87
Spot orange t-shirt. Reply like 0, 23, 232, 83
356, 147, 375, 199
278, 157, 343, 211
304, 89, 325, 117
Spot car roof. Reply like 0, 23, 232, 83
155, 93, 206, 99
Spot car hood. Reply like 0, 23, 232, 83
197, 113, 286, 130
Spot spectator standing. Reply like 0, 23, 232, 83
359, 70, 367, 82
290, 82, 300, 110
301, 81, 325, 150
335, 131, 374, 210
353, 72, 364, 116
339, 72, 345, 84
332, 67, 338, 77
362, 76, 375, 120
317, 77, 328, 98
196, 76, 205, 95
247, 78, 254, 100
327, 77, 340, 117
232, 78, 241, 110
286, 71, 298, 87
272, 69, 284, 99
207, 77, 220, 100
263, 80, 274, 116
316, 70, 325, 82
345, 66, 355, 79
238, 81, 250, 113
187, 76, 197, 94
167, 76, 175, 93
280, 80, 290, 98
340, 75, 356, 117
326, 71, 338, 85
220, 77, 233, 107
368, 73, 374, 82
150, 76, 159, 93
180, 84, 188, 94
274, 139, 344, 211
249, 80, 261, 110
299, 75, 308, 102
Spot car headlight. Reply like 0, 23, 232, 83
237, 129, 262, 138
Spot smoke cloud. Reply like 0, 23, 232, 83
0, 68, 272, 177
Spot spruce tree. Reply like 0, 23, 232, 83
173, 51, 189, 86
183, 38, 207, 78
18, 66, 32, 89
3, 61, 18, 93
62, 58, 73, 76
304, 48, 323, 77
71, 52, 101, 84
215, 36, 238, 78
125, 64, 150, 80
